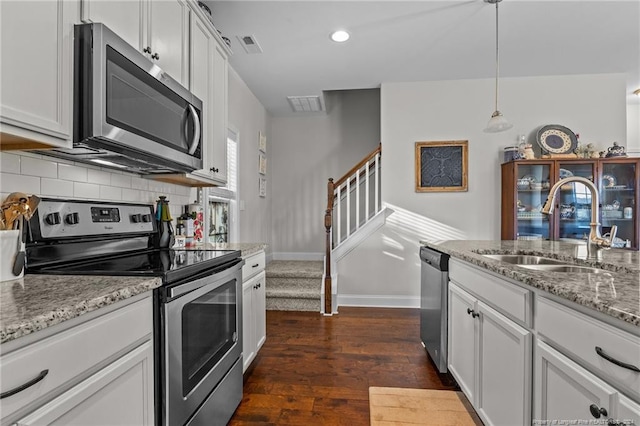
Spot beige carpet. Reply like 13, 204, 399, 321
369, 387, 480, 425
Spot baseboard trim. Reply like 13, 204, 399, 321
337, 294, 419, 309
272, 252, 324, 261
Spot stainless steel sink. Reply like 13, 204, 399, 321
482, 254, 565, 265
517, 264, 605, 274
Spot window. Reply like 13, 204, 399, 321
206, 130, 238, 243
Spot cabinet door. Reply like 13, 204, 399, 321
448, 283, 477, 403
556, 161, 597, 241
210, 44, 229, 184
16, 341, 154, 426
535, 340, 617, 424
617, 394, 640, 426
600, 159, 638, 249
81, 0, 144, 51
242, 276, 256, 373
148, 0, 189, 86
476, 301, 531, 426
511, 162, 553, 241
1, 0, 75, 146
254, 272, 267, 352
189, 15, 217, 182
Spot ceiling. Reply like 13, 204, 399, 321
207, 1, 640, 116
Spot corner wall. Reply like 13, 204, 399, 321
338, 73, 628, 307
227, 68, 272, 256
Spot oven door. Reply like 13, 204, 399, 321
162, 260, 243, 426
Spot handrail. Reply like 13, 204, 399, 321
324, 143, 381, 314
334, 143, 381, 188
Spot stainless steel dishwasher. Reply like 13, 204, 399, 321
419, 246, 450, 373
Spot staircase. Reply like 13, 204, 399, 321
323, 143, 389, 315
265, 260, 323, 311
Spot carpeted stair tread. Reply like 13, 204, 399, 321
266, 286, 321, 299
265, 260, 323, 312
265, 260, 323, 279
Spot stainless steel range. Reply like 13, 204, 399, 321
25, 198, 244, 426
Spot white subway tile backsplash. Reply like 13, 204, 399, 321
0, 172, 40, 194
100, 185, 122, 200
122, 188, 142, 202
74, 182, 100, 199
87, 169, 111, 185
0, 153, 20, 174
58, 164, 88, 182
110, 173, 132, 188
131, 177, 149, 190
41, 178, 74, 197
20, 156, 58, 178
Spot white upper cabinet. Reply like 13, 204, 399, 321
82, 0, 189, 86
0, 0, 77, 149
188, 4, 229, 185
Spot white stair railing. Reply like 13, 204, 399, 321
324, 143, 381, 313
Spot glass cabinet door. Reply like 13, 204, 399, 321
600, 161, 637, 248
515, 163, 551, 241
556, 162, 596, 242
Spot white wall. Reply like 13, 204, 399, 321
338, 73, 628, 307
227, 68, 272, 254
270, 89, 380, 259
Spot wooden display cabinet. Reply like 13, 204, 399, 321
501, 158, 639, 250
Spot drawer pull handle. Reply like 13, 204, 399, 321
252, 263, 259, 268
595, 346, 640, 372
0, 369, 49, 399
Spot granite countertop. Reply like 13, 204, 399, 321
420, 240, 639, 327
0, 243, 267, 345
0, 275, 161, 344
198, 242, 267, 258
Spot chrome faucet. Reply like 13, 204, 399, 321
541, 176, 617, 258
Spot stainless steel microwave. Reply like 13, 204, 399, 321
41, 23, 203, 174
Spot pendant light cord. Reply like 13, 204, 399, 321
494, 0, 500, 113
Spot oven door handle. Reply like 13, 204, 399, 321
167, 258, 244, 300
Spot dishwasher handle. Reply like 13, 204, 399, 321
420, 246, 449, 271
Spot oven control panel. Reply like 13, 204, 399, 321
34, 199, 156, 239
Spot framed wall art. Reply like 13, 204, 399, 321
259, 153, 267, 175
415, 140, 468, 192
259, 177, 266, 197
258, 131, 267, 152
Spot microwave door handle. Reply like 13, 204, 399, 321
187, 104, 201, 155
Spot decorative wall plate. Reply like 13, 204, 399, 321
536, 125, 578, 154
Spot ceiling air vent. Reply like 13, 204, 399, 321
287, 96, 323, 112
236, 35, 263, 54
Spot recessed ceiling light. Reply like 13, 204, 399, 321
330, 30, 350, 43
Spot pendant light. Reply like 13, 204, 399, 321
484, 0, 513, 133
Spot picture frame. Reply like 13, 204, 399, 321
259, 177, 266, 197
258, 131, 267, 152
259, 153, 267, 175
415, 140, 468, 192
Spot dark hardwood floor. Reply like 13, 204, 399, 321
229, 307, 463, 425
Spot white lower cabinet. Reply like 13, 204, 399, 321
448, 282, 531, 426
0, 295, 154, 425
535, 340, 638, 425
16, 341, 154, 426
242, 271, 266, 372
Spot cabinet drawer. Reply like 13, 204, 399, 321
536, 297, 640, 401
450, 259, 531, 326
243, 251, 265, 281
0, 296, 152, 421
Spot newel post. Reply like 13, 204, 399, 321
324, 178, 334, 314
